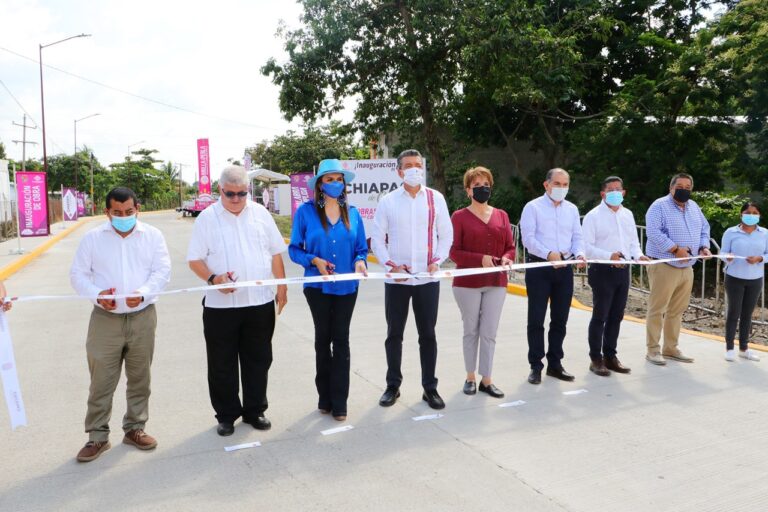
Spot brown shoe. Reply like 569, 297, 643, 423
123, 429, 158, 450
589, 358, 611, 377
76, 440, 111, 462
605, 356, 631, 374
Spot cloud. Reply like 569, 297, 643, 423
0, 0, 312, 184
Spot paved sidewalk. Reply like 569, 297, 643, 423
1, 211, 767, 511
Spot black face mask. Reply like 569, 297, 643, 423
472, 186, 491, 203
673, 188, 691, 203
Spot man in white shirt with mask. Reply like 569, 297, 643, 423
520, 168, 585, 385
70, 187, 171, 462
582, 176, 649, 376
371, 149, 453, 410
187, 165, 288, 437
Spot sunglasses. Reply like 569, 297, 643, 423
223, 191, 248, 198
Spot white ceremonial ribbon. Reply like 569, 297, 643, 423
2, 254, 744, 303
0, 311, 26, 430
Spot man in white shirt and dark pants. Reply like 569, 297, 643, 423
187, 166, 288, 437
582, 176, 649, 376
520, 168, 585, 385
70, 187, 171, 462
371, 149, 453, 409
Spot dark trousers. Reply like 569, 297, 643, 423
525, 265, 573, 370
202, 302, 275, 424
303, 287, 358, 416
587, 265, 630, 360
384, 282, 439, 390
725, 274, 763, 350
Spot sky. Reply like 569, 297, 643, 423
0, 0, 312, 185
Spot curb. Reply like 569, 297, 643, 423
506, 282, 768, 353
0, 218, 95, 281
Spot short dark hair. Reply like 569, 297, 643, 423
601, 176, 623, 191
741, 201, 761, 214
670, 173, 694, 188
397, 149, 422, 170
105, 187, 139, 209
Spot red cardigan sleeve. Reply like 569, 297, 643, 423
501, 210, 516, 261
449, 210, 484, 268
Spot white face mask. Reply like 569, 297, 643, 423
548, 186, 569, 202
403, 167, 424, 187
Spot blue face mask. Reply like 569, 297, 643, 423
321, 181, 345, 199
605, 191, 624, 207
111, 214, 137, 233
742, 214, 760, 226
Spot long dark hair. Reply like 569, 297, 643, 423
314, 179, 350, 231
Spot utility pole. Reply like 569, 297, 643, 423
89, 152, 95, 215
176, 163, 185, 208
11, 114, 38, 171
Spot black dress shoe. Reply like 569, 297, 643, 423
546, 367, 575, 382
604, 356, 631, 374
478, 382, 505, 398
379, 386, 400, 407
422, 389, 445, 410
243, 416, 272, 431
463, 380, 477, 395
528, 369, 542, 385
589, 359, 611, 377
216, 423, 234, 436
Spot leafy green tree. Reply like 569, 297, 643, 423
263, 0, 466, 193
0, 141, 6, 159
246, 123, 366, 174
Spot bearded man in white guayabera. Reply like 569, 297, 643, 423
70, 187, 171, 462
519, 168, 586, 386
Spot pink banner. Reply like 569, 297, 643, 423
76, 192, 86, 217
290, 172, 314, 218
16, 172, 49, 237
197, 138, 211, 195
62, 187, 78, 221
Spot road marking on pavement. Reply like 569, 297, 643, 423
321, 425, 354, 436
563, 389, 589, 396
498, 400, 526, 408
224, 441, 261, 452
412, 413, 444, 421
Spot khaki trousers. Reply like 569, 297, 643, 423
646, 264, 694, 355
85, 305, 157, 442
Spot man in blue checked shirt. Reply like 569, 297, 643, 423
644, 173, 712, 366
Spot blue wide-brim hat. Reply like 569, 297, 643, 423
308, 159, 356, 189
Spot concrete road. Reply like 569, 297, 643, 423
1, 210, 767, 512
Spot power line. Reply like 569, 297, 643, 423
0, 76, 66, 154
0, 45, 282, 131
0, 77, 39, 128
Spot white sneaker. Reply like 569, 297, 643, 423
725, 350, 736, 362
739, 349, 760, 362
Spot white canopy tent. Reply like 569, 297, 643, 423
247, 168, 290, 184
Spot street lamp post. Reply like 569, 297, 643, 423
74, 113, 99, 190
39, 33, 91, 172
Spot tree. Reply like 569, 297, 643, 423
263, 0, 466, 194
245, 123, 366, 174
0, 141, 6, 159
709, 0, 768, 190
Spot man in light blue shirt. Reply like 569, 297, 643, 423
644, 173, 712, 365
520, 168, 585, 385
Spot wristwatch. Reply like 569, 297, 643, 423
207, 274, 216, 285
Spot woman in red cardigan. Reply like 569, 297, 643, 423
450, 166, 515, 398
